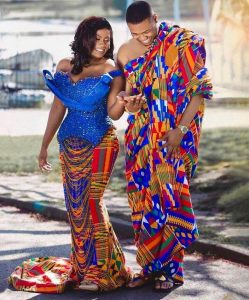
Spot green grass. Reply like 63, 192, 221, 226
1, 128, 248, 177
0, 135, 60, 174
198, 128, 249, 170
193, 129, 249, 222
217, 183, 249, 222
1, 128, 248, 222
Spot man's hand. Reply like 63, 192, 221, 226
159, 128, 184, 159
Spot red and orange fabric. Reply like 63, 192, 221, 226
123, 22, 212, 282
9, 129, 132, 293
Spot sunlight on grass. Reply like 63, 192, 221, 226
218, 183, 249, 222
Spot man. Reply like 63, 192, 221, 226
117, 1, 212, 292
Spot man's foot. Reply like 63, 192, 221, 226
77, 280, 99, 291
126, 273, 148, 288
154, 275, 174, 292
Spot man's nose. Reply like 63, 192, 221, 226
140, 35, 147, 41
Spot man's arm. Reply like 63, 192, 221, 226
117, 44, 133, 95
178, 94, 204, 128
116, 44, 146, 113
159, 94, 203, 159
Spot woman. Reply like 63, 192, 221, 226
8, 16, 131, 293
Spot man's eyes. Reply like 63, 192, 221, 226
132, 30, 151, 37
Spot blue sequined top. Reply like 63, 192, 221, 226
43, 69, 122, 146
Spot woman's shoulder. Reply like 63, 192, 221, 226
56, 58, 72, 73
104, 58, 120, 73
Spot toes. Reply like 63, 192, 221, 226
154, 276, 174, 291
161, 281, 174, 290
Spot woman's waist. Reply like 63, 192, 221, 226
66, 109, 110, 121
61, 113, 112, 129
58, 119, 113, 145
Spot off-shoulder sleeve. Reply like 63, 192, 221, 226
43, 70, 74, 107
179, 34, 213, 100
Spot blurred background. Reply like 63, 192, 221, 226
0, 0, 248, 248
1, 0, 249, 109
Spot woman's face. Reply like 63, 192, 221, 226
91, 28, 111, 59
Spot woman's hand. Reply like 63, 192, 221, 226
116, 91, 128, 106
117, 92, 146, 113
38, 147, 52, 172
159, 128, 184, 159
125, 93, 146, 113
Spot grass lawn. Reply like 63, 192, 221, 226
1, 128, 248, 222
0, 135, 59, 174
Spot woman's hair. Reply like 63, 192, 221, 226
70, 16, 114, 74
126, 1, 153, 24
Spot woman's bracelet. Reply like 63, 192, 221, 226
124, 106, 141, 115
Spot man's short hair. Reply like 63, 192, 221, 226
126, 1, 153, 24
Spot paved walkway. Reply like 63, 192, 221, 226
0, 173, 248, 266
1, 206, 249, 300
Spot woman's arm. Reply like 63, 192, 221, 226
107, 74, 126, 120
38, 97, 66, 171
38, 59, 70, 171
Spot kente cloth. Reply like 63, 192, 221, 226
9, 129, 131, 293
123, 22, 212, 280
8, 67, 132, 293
60, 129, 131, 291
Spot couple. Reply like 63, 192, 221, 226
9, 1, 212, 294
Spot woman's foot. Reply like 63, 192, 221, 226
154, 275, 174, 292
78, 280, 99, 291
126, 273, 148, 288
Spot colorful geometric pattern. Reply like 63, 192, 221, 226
123, 22, 212, 282
9, 129, 131, 293
60, 129, 131, 291
8, 257, 74, 294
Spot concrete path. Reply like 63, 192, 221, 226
1, 205, 249, 300
0, 173, 248, 264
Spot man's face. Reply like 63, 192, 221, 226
128, 16, 158, 47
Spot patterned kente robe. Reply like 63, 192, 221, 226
123, 22, 212, 281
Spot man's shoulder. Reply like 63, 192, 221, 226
117, 40, 135, 68
118, 39, 135, 54
175, 25, 204, 43
162, 23, 204, 48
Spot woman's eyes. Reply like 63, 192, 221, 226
96, 38, 110, 42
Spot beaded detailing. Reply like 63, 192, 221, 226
58, 108, 113, 146
43, 69, 121, 146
